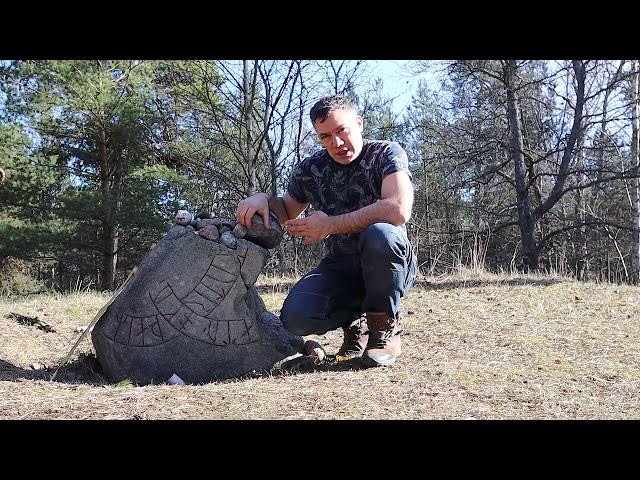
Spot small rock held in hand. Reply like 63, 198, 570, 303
244, 212, 284, 249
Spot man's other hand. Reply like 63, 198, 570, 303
284, 210, 332, 245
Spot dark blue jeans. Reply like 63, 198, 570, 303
280, 223, 417, 336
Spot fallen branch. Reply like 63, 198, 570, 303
50, 267, 137, 381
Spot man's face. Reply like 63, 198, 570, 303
314, 108, 364, 165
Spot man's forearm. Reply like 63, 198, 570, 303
329, 199, 408, 235
267, 196, 290, 225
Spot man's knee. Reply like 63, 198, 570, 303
280, 295, 318, 336
359, 223, 406, 258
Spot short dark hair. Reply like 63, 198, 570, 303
309, 94, 357, 124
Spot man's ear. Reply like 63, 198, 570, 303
356, 115, 364, 132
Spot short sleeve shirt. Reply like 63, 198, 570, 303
287, 139, 412, 257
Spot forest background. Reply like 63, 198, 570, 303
1, 59, 639, 294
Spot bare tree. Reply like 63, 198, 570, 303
408, 60, 639, 277
631, 60, 640, 282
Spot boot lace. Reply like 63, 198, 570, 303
368, 319, 397, 348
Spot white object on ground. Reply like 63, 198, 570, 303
168, 373, 186, 385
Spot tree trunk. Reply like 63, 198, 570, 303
101, 221, 118, 291
574, 148, 587, 281
97, 123, 117, 291
243, 60, 257, 195
504, 60, 538, 271
631, 60, 640, 283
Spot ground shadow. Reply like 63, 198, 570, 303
0, 358, 47, 382
413, 276, 563, 291
0, 354, 108, 386
257, 277, 564, 295
244, 354, 370, 379
1, 351, 364, 386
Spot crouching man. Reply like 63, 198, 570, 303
236, 95, 416, 367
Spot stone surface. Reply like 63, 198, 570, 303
220, 231, 237, 249
198, 225, 219, 241
196, 218, 221, 230
91, 223, 302, 385
233, 223, 247, 239
174, 210, 193, 225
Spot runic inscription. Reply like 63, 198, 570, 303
91, 213, 302, 384
102, 253, 260, 347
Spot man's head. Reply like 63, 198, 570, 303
310, 94, 364, 165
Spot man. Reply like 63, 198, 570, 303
236, 94, 416, 367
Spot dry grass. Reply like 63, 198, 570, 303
1, 270, 639, 419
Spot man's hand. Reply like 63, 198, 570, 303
236, 192, 270, 229
284, 210, 333, 245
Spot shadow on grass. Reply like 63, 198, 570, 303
413, 276, 564, 291
1, 352, 367, 386
245, 354, 370, 379
0, 354, 108, 386
256, 277, 565, 296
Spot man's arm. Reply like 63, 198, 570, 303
284, 171, 414, 244
236, 192, 309, 229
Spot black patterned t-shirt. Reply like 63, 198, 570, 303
287, 139, 412, 257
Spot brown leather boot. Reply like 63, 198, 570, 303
362, 312, 402, 367
336, 316, 369, 359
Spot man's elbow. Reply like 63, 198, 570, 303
396, 208, 412, 225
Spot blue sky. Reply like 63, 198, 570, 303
0, 60, 441, 120
368, 60, 440, 115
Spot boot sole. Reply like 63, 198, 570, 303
336, 350, 365, 359
361, 344, 401, 367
